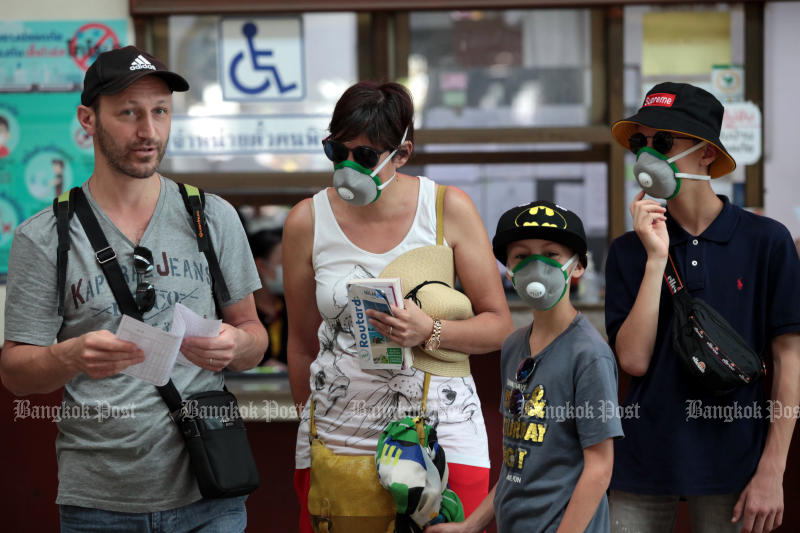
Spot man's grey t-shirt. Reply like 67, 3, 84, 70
494, 313, 624, 532
4, 177, 260, 512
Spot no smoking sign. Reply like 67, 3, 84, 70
68, 22, 120, 71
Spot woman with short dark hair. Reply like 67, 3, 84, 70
284, 81, 513, 532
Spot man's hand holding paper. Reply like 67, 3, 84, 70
59, 330, 146, 380
180, 322, 238, 372
115, 303, 222, 385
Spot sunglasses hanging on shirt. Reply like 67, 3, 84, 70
133, 246, 155, 313
508, 356, 539, 417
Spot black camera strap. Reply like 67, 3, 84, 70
69, 187, 185, 413
72, 189, 142, 322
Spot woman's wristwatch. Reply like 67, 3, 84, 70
423, 318, 442, 351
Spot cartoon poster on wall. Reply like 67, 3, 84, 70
0, 20, 127, 91
0, 93, 95, 275
0, 20, 129, 277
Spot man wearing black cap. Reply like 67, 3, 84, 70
605, 82, 800, 533
1, 46, 267, 530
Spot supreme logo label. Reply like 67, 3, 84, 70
643, 93, 676, 107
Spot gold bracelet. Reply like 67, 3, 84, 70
423, 318, 442, 351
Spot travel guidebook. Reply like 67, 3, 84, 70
347, 278, 412, 370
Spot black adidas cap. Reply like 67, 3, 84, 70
492, 201, 587, 267
81, 45, 189, 106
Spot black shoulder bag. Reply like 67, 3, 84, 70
56, 186, 259, 498
664, 251, 765, 395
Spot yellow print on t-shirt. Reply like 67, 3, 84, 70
526, 385, 546, 418
503, 384, 548, 471
504, 384, 547, 418
503, 418, 548, 444
504, 384, 548, 444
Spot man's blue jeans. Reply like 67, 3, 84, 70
609, 490, 740, 533
60, 495, 247, 533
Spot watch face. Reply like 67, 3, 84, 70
424, 335, 439, 352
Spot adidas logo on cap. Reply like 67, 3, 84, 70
129, 54, 156, 71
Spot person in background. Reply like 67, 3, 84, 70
250, 228, 288, 369
605, 82, 800, 533
0, 115, 11, 158
283, 80, 514, 532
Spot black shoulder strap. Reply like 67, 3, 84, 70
53, 188, 79, 316
69, 188, 185, 412
178, 183, 231, 305
71, 188, 143, 322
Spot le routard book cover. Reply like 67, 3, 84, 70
346, 278, 412, 370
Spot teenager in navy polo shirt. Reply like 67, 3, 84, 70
604, 82, 800, 533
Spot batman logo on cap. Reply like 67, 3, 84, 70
514, 206, 567, 229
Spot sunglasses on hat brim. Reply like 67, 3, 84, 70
322, 138, 383, 169
628, 131, 698, 155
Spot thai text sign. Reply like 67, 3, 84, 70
167, 114, 327, 156
720, 101, 761, 166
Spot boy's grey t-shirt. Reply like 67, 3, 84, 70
4, 177, 260, 513
494, 313, 624, 533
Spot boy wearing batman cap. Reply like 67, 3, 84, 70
428, 201, 623, 533
606, 82, 800, 533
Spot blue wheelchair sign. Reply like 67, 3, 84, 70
220, 17, 305, 101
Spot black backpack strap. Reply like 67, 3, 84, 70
178, 183, 231, 304
71, 188, 186, 412
53, 188, 77, 316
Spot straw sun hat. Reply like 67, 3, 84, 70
380, 245, 474, 378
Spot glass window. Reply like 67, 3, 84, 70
162, 13, 358, 174
408, 9, 594, 129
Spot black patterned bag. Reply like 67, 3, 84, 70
664, 253, 765, 395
